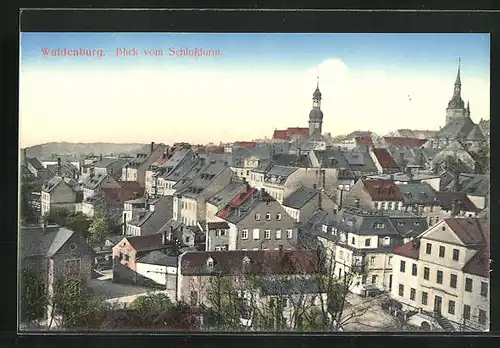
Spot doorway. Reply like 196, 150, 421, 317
433, 295, 442, 314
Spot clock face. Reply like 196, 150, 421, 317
455, 86, 460, 93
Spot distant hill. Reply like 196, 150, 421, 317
22, 142, 149, 161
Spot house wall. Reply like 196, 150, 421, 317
136, 262, 167, 286
461, 273, 489, 331
82, 202, 95, 217
136, 145, 168, 186
467, 195, 486, 210
300, 191, 336, 223
249, 172, 266, 190
42, 182, 77, 216
206, 226, 231, 251
112, 239, 138, 274
343, 180, 373, 211
235, 201, 298, 250
390, 254, 421, 309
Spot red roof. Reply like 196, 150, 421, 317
393, 241, 420, 260
154, 154, 169, 166
373, 148, 400, 169
383, 137, 428, 148
234, 141, 257, 149
217, 188, 256, 219
354, 136, 373, 146
272, 127, 309, 140
273, 130, 288, 140
362, 179, 402, 201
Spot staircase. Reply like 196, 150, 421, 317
434, 314, 455, 332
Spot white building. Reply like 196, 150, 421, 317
391, 218, 489, 331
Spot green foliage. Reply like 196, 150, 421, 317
66, 213, 91, 240
52, 275, 105, 329
20, 177, 40, 224
130, 293, 173, 326
87, 215, 109, 247
164, 302, 201, 330
20, 269, 48, 323
205, 276, 245, 330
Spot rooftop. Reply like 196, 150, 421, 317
283, 186, 318, 209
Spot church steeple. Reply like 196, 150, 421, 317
445, 58, 467, 125
309, 74, 324, 135
454, 57, 462, 95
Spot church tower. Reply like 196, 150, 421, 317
309, 76, 324, 135
445, 58, 468, 125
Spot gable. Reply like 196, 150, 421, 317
420, 220, 465, 246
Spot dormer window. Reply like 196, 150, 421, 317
322, 225, 328, 233
243, 256, 251, 266
383, 237, 391, 246
255, 213, 261, 221
414, 221, 420, 226
347, 221, 354, 227
374, 223, 385, 229
206, 257, 214, 270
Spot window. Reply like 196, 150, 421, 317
371, 275, 377, 284
422, 292, 428, 305
124, 254, 129, 261
436, 270, 443, 284
463, 305, 471, 320
445, 274, 456, 290
426, 243, 432, 254
185, 236, 191, 243
439, 246, 445, 258
448, 300, 455, 315
452, 249, 459, 261
322, 225, 328, 233
351, 237, 355, 245
241, 229, 248, 240
398, 284, 404, 297
382, 237, 390, 246
265, 213, 271, 221
465, 278, 472, 292
265, 201, 271, 206
370, 256, 375, 265
276, 213, 282, 221
479, 310, 487, 325
374, 222, 385, 229
400, 260, 406, 273
412, 263, 417, 276
339, 250, 344, 260
119, 252, 124, 260
287, 229, 293, 239
365, 238, 371, 247
276, 229, 282, 239
264, 229, 271, 239
423, 267, 430, 280
255, 213, 261, 221
410, 288, 416, 301
64, 259, 81, 275
480, 281, 488, 297
207, 258, 214, 269
253, 228, 260, 240
388, 256, 392, 265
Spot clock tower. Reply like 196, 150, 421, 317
445, 58, 468, 125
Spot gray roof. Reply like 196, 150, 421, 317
367, 172, 440, 182
83, 173, 110, 190
396, 182, 438, 205
283, 186, 318, 209
292, 132, 333, 152
42, 176, 78, 193
166, 155, 202, 184
207, 179, 247, 208
456, 174, 489, 197
137, 250, 177, 267
272, 153, 311, 167
252, 159, 274, 174
178, 160, 229, 199
435, 117, 476, 140
94, 158, 119, 168
265, 165, 298, 181
311, 149, 350, 169
125, 197, 146, 204
465, 124, 485, 141
20, 224, 84, 258
389, 216, 429, 238
337, 210, 399, 236
27, 157, 45, 170
228, 148, 252, 167
128, 211, 155, 227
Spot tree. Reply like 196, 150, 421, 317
87, 214, 109, 247
49, 274, 106, 330
20, 269, 48, 325
164, 302, 201, 331
45, 207, 71, 226
66, 212, 91, 240
130, 293, 173, 327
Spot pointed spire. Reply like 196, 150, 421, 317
467, 100, 470, 114
455, 57, 462, 86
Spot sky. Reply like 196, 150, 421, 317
19, 33, 490, 148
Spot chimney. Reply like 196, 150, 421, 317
162, 229, 168, 245
399, 152, 405, 172
23, 148, 27, 163
123, 213, 127, 235
451, 197, 461, 216
412, 238, 420, 249
57, 157, 61, 176
390, 174, 394, 181
43, 218, 48, 232
318, 190, 322, 210
151, 142, 155, 154
354, 198, 360, 209
100, 154, 103, 161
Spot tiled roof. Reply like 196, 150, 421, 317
179, 160, 229, 199
273, 130, 288, 140
435, 191, 480, 213
362, 179, 402, 201
435, 117, 476, 140
373, 148, 399, 169
94, 158, 119, 168
27, 157, 45, 170
265, 165, 298, 182
392, 240, 420, 260
216, 186, 256, 220
283, 186, 318, 209
354, 136, 373, 147
207, 180, 247, 208
286, 127, 309, 137
444, 218, 489, 246
345, 131, 373, 139
125, 233, 164, 252
383, 137, 428, 148
180, 250, 320, 276
101, 186, 145, 209
272, 153, 311, 167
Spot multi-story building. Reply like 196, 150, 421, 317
41, 176, 82, 216
215, 188, 298, 251
173, 160, 234, 226
93, 156, 129, 180
145, 148, 192, 196
205, 179, 247, 223
125, 196, 173, 237
121, 142, 167, 186
329, 208, 428, 296
282, 186, 336, 223
391, 218, 489, 331
343, 178, 404, 212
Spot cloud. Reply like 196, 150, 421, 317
19, 58, 489, 147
